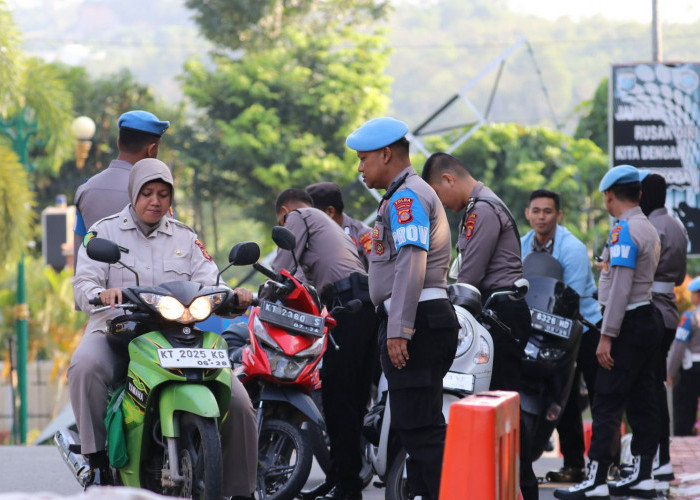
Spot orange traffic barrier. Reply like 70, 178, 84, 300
439, 391, 520, 500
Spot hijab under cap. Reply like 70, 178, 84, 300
128, 158, 174, 206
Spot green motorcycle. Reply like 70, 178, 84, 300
56, 237, 260, 499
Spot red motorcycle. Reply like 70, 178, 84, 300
225, 227, 355, 500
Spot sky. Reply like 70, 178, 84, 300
507, 0, 700, 24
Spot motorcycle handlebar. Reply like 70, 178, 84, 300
88, 296, 103, 305
253, 262, 278, 281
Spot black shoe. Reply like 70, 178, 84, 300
553, 461, 610, 499
299, 481, 335, 500
317, 486, 361, 500
546, 466, 586, 483
608, 455, 656, 499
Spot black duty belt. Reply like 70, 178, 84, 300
320, 272, 370, 307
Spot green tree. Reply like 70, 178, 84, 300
434, 123, 610, 251
180, 0, 392, 227
575, 77, 608, 153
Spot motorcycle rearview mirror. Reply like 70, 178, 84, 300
217, 241, 261, 286
86, 237, 139, 286
272, 225, 299, 274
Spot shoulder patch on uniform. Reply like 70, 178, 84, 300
675, 312, 692, 342
389, 188, 430, 252
359, 232, 373, 254
195, 239, 213, 261
608, 221, 638, 269
83, 231, 97, 247
464, 213, 477, 240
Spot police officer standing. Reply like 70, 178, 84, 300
346, 118, 458, 500
306, 182, 373, 270
639, 170, 688, 484
272, 189, 378, 500
421, 152, 538, 500
73, 110, 169, 272
555, 165, 662, 499
521, 189, 603, 484
667, 277, 700, 436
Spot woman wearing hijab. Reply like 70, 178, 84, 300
69, 158, 257, 498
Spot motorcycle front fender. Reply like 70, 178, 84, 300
159, 384, 220, 437
260, 385, 325, 430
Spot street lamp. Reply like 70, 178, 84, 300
71, 116, 95, 169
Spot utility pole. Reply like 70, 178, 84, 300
652, 0, 662, 62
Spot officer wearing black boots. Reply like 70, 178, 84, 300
272, 189, 378, 500
555, 165, 662, 499
346, 117, 459, 500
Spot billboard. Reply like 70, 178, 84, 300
610, 62, 700, 254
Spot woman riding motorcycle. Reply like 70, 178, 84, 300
69, 158, 258, 498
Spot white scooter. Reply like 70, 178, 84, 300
362, 281, 526, 499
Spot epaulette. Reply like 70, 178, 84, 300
93, 212, 121, 227
169, 218, 196, 234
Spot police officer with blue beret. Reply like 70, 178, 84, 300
347, 117, 459, 500
556, 165, 663, 499
73, 110, 170, 276
667, 277, 700, 436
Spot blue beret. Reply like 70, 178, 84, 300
118, 110, 169, 137
346, 117, 409, 152
599, 165, 640, 192
638, 169, 650, 181
689, 277, 700, 293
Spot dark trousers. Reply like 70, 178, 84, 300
379, 299, 458, 500
557, 326, 600, 469
654, 327, 676, 462
487, 298, 538, 500
673, 363, 700, 436
320, 299, 379, 492
589, 305, 662, 465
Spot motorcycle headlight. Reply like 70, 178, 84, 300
454, 309, 474, 357
295, 336, 325, 358
253, 315, 280, 350
139, 293, 226, 323
474, 335, 491, 364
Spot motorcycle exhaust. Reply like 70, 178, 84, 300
54, 428, 92, 488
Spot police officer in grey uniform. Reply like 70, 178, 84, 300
346, 118, 459, 500
667, 277, 700, 436
70, 159, 258, 498
306, 182, 373, 271
73, 110, 169, 273
639, 170, 688, 482
555, 165, 663, 499
420, 152, 537, 500
272, 189, 378, 500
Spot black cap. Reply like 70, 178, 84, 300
306, 182, 344, 212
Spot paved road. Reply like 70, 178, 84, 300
0, 445, 563, 499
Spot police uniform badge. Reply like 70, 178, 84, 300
83, 231, 97, 247
610, 225, 622, 245
375, 241, 385, 255
464, 213, 477, 240
393, 198, 414, 224
195, 239, 213, 262
360, 232, 373, 254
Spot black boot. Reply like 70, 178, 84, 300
84, 451, 113, 488
546, 466, 586, 483
608, 455, 655, 498
298, 480, 335, 500
553, 460, 610, 499
317, 485, 362, 500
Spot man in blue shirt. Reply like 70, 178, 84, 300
521, 189, 603, 483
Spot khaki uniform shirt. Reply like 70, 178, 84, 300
598, 206, 660, 337
73, 206, 219, 335
648, 207, 688, 330
73, 160, 133, 267
668, 304, 700, 379
342, 213, 373, 271
457, 183, 522, 293
369, 166, 452, 340
271, 207, 365, 293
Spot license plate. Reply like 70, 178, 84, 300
443, 372, 475, 393
259, 300, 325, 337
157, 348, 231, 369
530, 308, 573, 339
